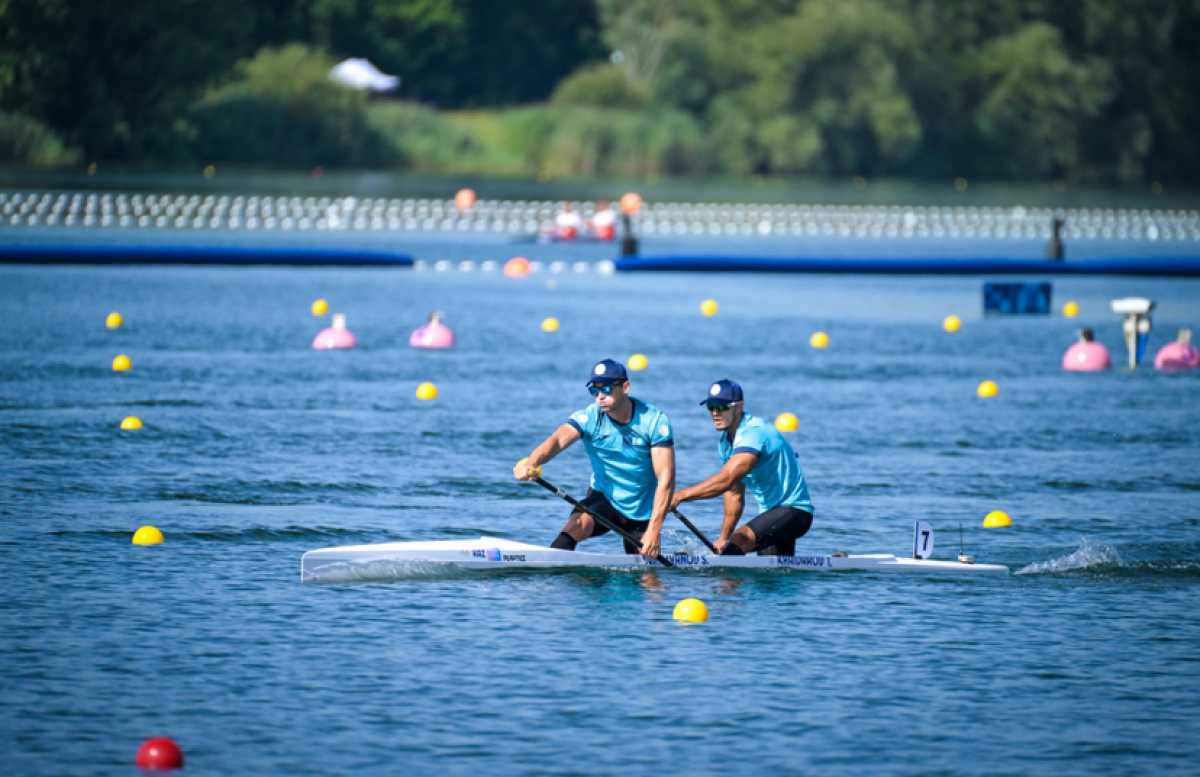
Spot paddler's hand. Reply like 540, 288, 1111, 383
639, 528, 662, 558
668, 494, 683, 511
513, 457, 542, 481
713, 536, 728, 553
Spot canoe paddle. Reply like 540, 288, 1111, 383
670, 509, 718, 553
531, 475, 673, 567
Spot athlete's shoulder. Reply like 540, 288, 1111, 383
568, 404, 600, 432
632, 398, 673, 443
732, 414, 770, 449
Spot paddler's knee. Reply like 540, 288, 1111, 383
568, 512, 595, 537
720, 530, 755, 555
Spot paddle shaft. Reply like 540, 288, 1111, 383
532, 476, 673, 567
671, 509, 718, 553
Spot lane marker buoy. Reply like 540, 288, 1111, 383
673, 598, 709, 623
135, 737, 184, 770
976, 380, 999, 398
982, 510, 1012, 528
132, 526, 164, 545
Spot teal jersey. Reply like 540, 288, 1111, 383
567, 398, 674, 520
719, 413, 814, 515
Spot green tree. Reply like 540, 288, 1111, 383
191, 44, 389, 167
1070, 0, 1200, 184
0, 0, 253, 160
971, 21, 1111, 178
746, 0, 922, 175
550, 63, 649, 109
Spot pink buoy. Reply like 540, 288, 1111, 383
409, 312, 455, 349
312, 313, 357, 350
1154, 329, 1199, 371
1062, 329, 1111, 372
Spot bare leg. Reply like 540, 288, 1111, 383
720, 526, 756, 555
562, 509, 596, 541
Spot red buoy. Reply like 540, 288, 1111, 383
136, 737, 184, 770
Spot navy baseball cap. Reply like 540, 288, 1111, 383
700, 379, 743, 404
586, 358, 628, 386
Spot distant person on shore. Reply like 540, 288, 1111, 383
514, 359, 676, 558
554, 202, 583, 241
1047, 217, 1065, 260
670, 379, 814, 556
589, 200, 617, 241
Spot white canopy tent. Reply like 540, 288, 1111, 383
329, 58, 400, 92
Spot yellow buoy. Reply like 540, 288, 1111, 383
976, 380, 999, 398
810, 331, 830, 349
203, 164, 216, 178
311, 298, 329, 316
105, 311, 123, 330
982, 510, 1013, 528
416, 382, 438, 401
120, 416, 143, 430
112, 354, 132, 372
628, 353, 648, 371
132, 525, 164, 545
673, 597, 709, 624
700, 299, 719, 318
943, 314, 962, 333
541, 316, 560, 333
774, 412, 799, 432
1063, 301, 1080, 318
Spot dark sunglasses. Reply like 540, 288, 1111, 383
705, 401, 732, 413
588, 383, 617, 397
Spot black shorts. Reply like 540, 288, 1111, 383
745, 505, 813, 556
576, 489, 648, 554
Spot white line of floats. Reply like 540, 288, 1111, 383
3, 190, 1199, 242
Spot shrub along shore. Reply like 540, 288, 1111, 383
3, 0, 1198, 188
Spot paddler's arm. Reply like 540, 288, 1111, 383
639, 444, 676, 558
514, 423, 581, 480
717, 481, 746, 552
670, 452, 756, 508
671, 453, 755, 552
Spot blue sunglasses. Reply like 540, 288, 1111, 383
588, 382, 617, 397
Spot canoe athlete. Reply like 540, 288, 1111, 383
670, 379, 813, 555
513, 358, 676, 557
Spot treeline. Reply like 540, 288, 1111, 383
1, 0, 1198, 185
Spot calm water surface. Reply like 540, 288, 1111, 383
2, 260, 1199, 776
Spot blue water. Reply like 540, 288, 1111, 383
2, 261, 1199, 776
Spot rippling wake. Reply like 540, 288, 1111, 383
1016, 538, 1123, 574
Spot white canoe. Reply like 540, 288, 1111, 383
301, 535, 1008, 582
